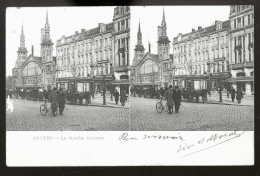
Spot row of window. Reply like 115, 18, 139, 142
174, 47, 229, 64
115, 18, 129, 32
58, 65, 110, 78
114, 52, 129, 66
116, 37, 129, 50
174, 35, 229, 54
234, 32, 254, 63
57, 37, 112, 57
114, 6, 130, 17
58, 49, 113, 67
232, 13, 253, 30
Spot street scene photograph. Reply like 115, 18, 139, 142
6, 6, 131, 131
130, 6, 254, 131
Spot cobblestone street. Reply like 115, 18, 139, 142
6, 99, 130, 131
130, 97, 254, 131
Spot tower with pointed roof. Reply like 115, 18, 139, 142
133, 20, 145, 66
157, 8, 170, 60
41, 10, 53, 62
12, 25, 28, 80
15, 25, 28, 68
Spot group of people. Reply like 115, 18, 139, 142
48, 88, 66, 115
163, 85, 182, 114
113, 90, 127, 106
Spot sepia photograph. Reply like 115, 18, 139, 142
130, 6, 254, 131
5, 5, 254, 166
6, 6, 131, 131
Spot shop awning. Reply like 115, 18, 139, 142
226, 76, 254, 82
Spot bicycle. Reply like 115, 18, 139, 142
40, 99, 57, 117
156, 97, 168, 114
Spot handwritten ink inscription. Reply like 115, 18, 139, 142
118, 131, 245, 157
118, 132, 185, 141
178, 131, 245, 157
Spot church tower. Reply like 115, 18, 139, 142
133, 20, 145, 64
157, 8, 170, 60
15, 24, 28, 68
41, 10, 53, 62
13, 24, 28, 78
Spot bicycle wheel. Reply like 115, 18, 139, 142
156, 102, 163, 114
40, 105, 48, 116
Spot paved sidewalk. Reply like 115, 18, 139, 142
185, 92, 254, 106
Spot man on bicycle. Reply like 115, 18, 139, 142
48, 87, 58, 115
164, 85, 174, 114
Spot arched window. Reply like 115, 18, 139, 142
140, 59, 159, 74
22, 62, 42, 76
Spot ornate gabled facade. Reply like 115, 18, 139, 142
12, 11, 56, 90
131, 8, 173, 88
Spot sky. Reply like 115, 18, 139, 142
6, 6, 115, 77
130, 6, 230, 64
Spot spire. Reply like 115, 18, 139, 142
44, 9, 50, 39
137, 19, 142, 46
138, 18, 141, 34
161, 7, 167, 37
20, 24, 25, 47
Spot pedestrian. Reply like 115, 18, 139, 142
231, 88, 236, 102
120, 90, 127, 106
57, 88, 66, 115
48, 87, 58, 115
164, 85, 174, 114
173, 86, 182, 113
114, 89, 119, 105
201, 89, 207, 103
236, 88, 243, 104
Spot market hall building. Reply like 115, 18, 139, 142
12, 12, 56, 91
56, 6, 130, 94
131, 9, 174, 89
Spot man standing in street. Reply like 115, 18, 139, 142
173, 86, 182, 113
48, 87, 58, 116
57, 88, 66, 115
236, 88, 243, 104
164, 85, 174, 114
114, 89, 119, 105
231, 88, 236, 102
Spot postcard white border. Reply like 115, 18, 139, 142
6, 131, 254, 166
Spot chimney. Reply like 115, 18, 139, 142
192, 28, 195, 32
149, 42, 151, 53
32, 45, 34, 56
75, 31, 78, 35
81, 29, 85, 33
198, 26, 202, 30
